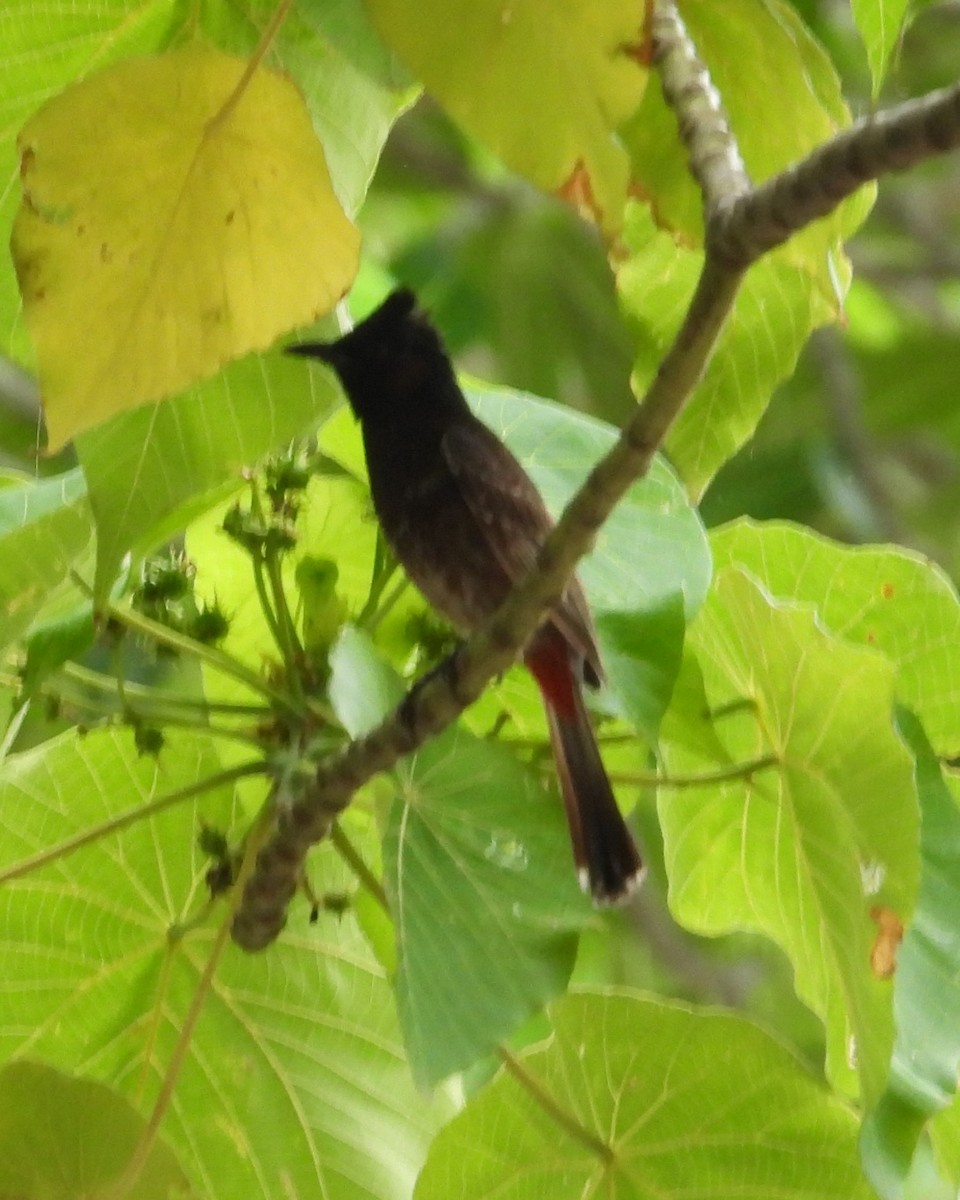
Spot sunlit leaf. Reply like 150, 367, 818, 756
80, 348, 341, 598
851, 0, 911, 95
618, 206, 835, 498
416, 990, 872, 1200
627, 0, 870, 282
659, 567, 919, 1104
12, 46, 359, 448
712, 519, 960, 756
363, 0, 649, 233
0, 728, 452, 1198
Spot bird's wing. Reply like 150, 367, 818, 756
442, 418, 603, 682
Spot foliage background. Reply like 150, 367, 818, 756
0, 1, 958, 1199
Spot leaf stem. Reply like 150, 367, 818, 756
88, 586, 300, 716
106, 803, 276, 1198
356, 539, 404, 632
61, 662, 274, 717
0, 761, 268, 886
267, 552, 306, 665
530, 755, 779, 788
130, 713, 264, 748
329, 822, 389, 911
250, 548, 289, 663
364, 573, 409, 635
496, 1045, 613, 1163
610, 754, 779, 788
208, 0, 294, 131
707, 697, 758, 721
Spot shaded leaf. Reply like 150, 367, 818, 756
416, 990, 873, 1200
384, 728, 590, 1085
594, 594, 685, 743
319, 382, 711, 623
470, 386, 711, 619
13, 46, 359, 448
19, 605, 95, 698
0, 1059, 191, 1200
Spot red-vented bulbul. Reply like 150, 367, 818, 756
288, 289, 642, 902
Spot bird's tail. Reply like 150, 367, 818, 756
526, 636, 643, 903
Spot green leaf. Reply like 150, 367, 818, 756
618, 206, 837, 498
470, 385, 712, 619
19, 604, 95, 698
363, 0, 648, 233
297, 555, 348, 656
0, 0, 411, 362
0, 727, 453, 1198
76, 354, 338, 611
4, 2, 412, 587
202, 0, 420, 215
0, 468, 94, 653
384, 727, 591, 1085
186, 469, 414, 690
0, 1060, 191, 1200
862, 712, 960, 1197
416, 990, 873, 1200
659, 567, 919, 1104
594, 595, 685, 743
851, 0, 911, 95
320, 383, 708, 742
617, 0, 875, 497
329, 623, 406, 735
930, 1093, 960, 1188
712, 519, 960, 756
321, 382, 711, 622
0, 3, 166, 364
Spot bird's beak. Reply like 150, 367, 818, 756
285, 341, 337, 364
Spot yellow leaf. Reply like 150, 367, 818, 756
12, 46, 360, 450
363, 0, 649, 235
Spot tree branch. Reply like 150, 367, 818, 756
651, 2, 750, 212
712, 79, 960, 268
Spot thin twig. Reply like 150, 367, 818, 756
0, 762, 267, 886
713, 79, 960, 268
